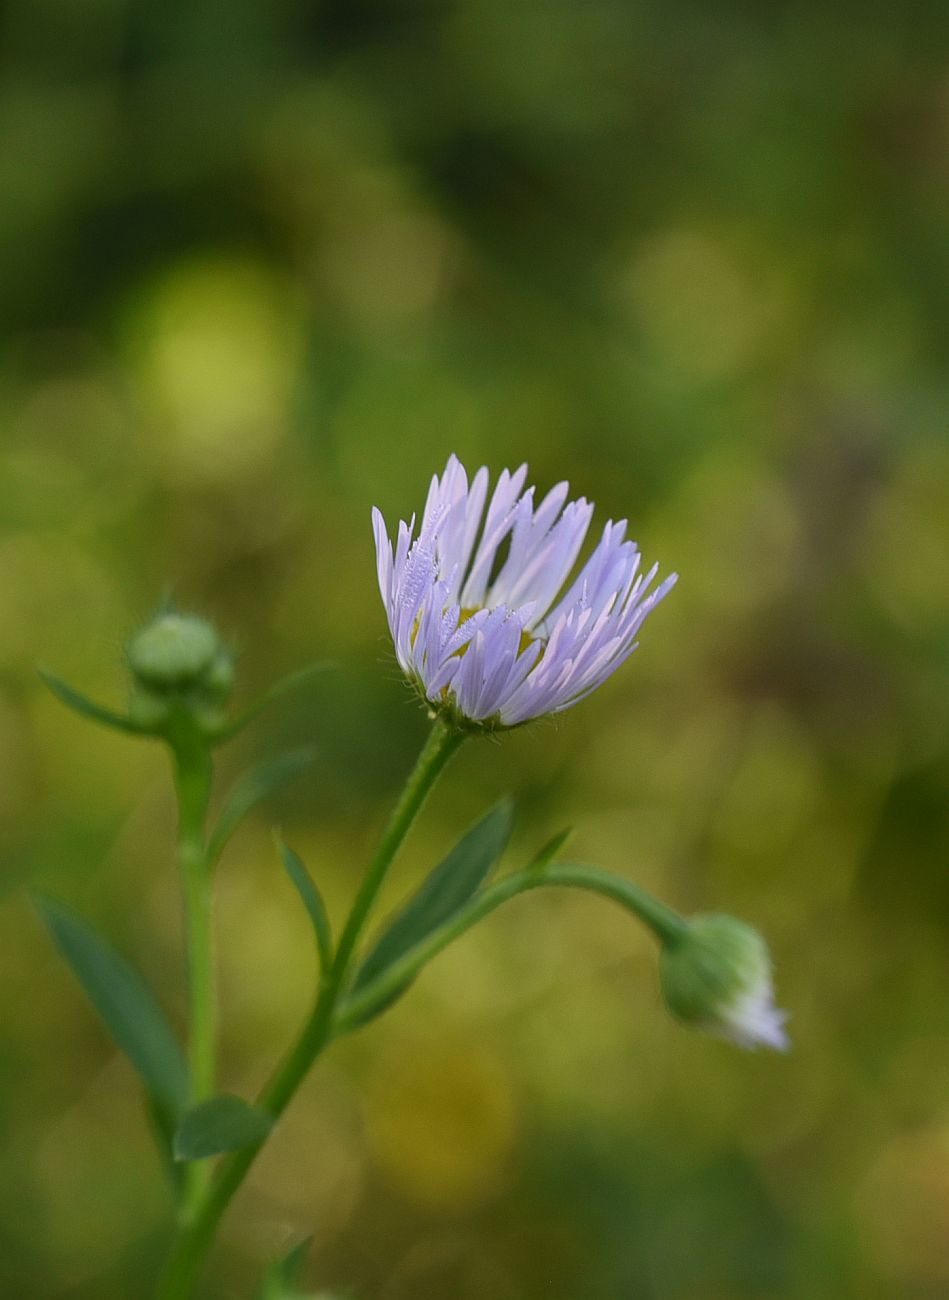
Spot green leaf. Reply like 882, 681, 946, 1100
278, 840, 332, 974
34, 897, 187, 1122
527, 827, 572, 871
38, 668, 147, 736
255, 1236, 316, 1298
353, 800, 514, 1000
208, 748, 317, 864
146, 1094, 186, 1195
174, 1094, 273, 1161
215, 663, 335, 744
274, 1237, 311, 1285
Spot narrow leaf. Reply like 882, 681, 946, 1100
215, 663, 335, 743
174, 1094, 273, 1161
527, 827, 572, 872
146, 1094, 186, 1195
34, 896, 187, 1120
278, 841, 332, 973
275, 1236, 312, 1285
254, 1235, 319, 1300
354, 800, 514, 997
38, 668, 147, 736
208, 748, 317, 864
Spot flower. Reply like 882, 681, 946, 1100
372, 454, 677, 728
659, 914, 789, 1051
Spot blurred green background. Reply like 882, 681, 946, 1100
1, 0, 948, 1296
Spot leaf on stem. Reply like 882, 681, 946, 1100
254, 1235, 315, 1298
208, 749, 317, 865
526, 827, 572, 871
351, 800, 514, 1014
174, 1094, 274, 1161
34, 896, 187, 1126
214, 663, 335, 744
146, 1094, 186, 1196
38, 668, 148, 736
278, 840, 333, 974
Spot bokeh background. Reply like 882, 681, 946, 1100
2, 0, 948, 1296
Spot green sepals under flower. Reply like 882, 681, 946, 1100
659, 913, 788, 1051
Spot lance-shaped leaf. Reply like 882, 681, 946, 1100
38, 668, 148, 736
214, 663, 335, 744
174, 1094, 274, 1161
352, 800, 514, 1007
255, 1236, 312, 1300
34, 897, 187, 1125
208, 748, 317, 864
278, 840, 332, 974
526, 827, 572, 871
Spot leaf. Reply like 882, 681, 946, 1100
353, 800, 514, 1000
174, 1095, 273, 1161
34, 896, 187, 1123
38, 668, 147, 736
255, 1235, 314, 1298
275, 1237, 311, 1285
146, 1094, 186, 1196
278, 841, 332, 974
208, 748, 317, 864
215, 663, 335, 743
527, 827, 572, 871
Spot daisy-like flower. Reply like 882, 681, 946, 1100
372, 454, 677, 729
659, 914, 789, 1051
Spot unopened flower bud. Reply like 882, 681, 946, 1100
125, 612, 236, 737
204, 651, 236, 701
127, 683, 172, 731
127, 614, 221, 691
660, 913, 788, 1051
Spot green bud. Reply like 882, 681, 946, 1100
127, 614, 221, 691
204, 650, 236, 701
659, 913, 788, 1051
127, 683, 172, 731
124, 612, 237, 738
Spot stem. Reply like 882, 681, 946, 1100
335, 861, 688, 1033
331, 719, 465, 985
156, 719, 464, 1300
171, 728, 215, 1218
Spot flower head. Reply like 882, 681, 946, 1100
372, 454, 676, 729
659, 913, 789, 1051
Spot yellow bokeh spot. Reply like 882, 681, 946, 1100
364, 1037, 518, 1209
124, 256, 304, 483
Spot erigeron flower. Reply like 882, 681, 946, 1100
659, 914, 789, 1051
371, 454, 677, 729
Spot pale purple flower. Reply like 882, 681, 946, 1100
372, 455, 677, 729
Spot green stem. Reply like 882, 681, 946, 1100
335, 861, 688, 1034
171, 729, 215, 1218
331, 719, 465, 985
156, 719, 464, 1300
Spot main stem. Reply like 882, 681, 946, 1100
172, 730, 215, 1218
156, 718, 464, 1300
